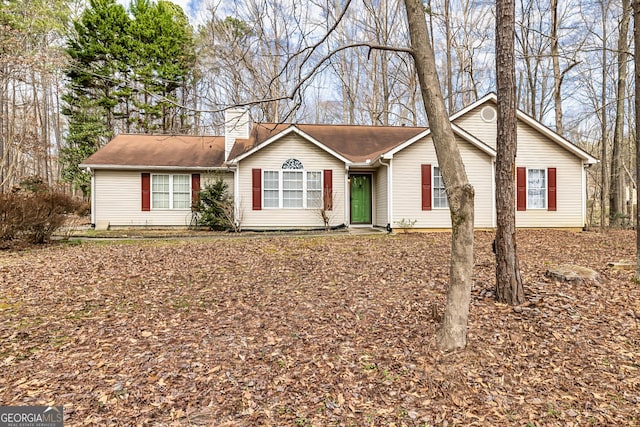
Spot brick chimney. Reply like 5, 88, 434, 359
225, 108, 250, 161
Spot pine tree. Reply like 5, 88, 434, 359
60, 96, 106, 196
61, 0, 196, 194
65, 0, 132, 132
61, 0, 131, 195
129, 0, 196, 133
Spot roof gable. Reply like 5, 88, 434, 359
451, 93, 598, 164
382, 124, 497, 159
80, 134, 226, 170
229, 125, 352, 164
228, 123, 427, 164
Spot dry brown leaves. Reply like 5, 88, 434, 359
0, 229, 638, 426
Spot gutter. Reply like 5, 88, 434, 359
79, 164, 233, 171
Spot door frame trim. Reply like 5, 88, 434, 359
349, 173, 373, 225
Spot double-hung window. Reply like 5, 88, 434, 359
151, 174, 191, 209
263, 159, 323, 209
527, 168, 546, 209
433, 166, 448, 208
263, 171, 280, 208
283, 171, 304, 208
517, 166, 556, 211
306, 171, 323, 208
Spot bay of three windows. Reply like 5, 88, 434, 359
263, 170, 322, 209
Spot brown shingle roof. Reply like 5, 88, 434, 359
82, 124, 429, 169
228, 123, 428, 163
80, 134, 226, 168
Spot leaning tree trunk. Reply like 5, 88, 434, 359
404, 0, 476, 351
495, 0, 525, 304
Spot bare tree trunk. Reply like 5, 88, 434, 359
52, 75, 63, 182
610, 0, 631, 227
0, 66, 5, 192
627, 94, 634, 218
495, 0, 525, 305
271, 5, 280, 122
634, 0, 640, 279
382, 51, 390, 126
370, 51, 379, 124
444, 0, 453, 113
43, 74, 51, 184
600, 1, 609, 228
550, 0, 564, 136
404, 0, 475, 351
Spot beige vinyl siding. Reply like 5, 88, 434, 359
374, 166, 388, 227
237, 134, 346, 229
453, 105, 498, 150
94, 170, 232, 227
392, 135, 494, 228
516, 122, 585, 227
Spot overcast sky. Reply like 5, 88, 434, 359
116, 0, 205, 23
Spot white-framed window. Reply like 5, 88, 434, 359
433, 166, 448, 208
283, 171, 303, 208
307, 171, 323, 208
527, 168, 546, 209
263, 159, 323, 209
151, 174, 191, 209
263, 171, 280, 208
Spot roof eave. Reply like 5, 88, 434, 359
80, 164, 231, 171
382, 128, 432, 158
514, 111, 599, 164
448, 92, 497, 122
231, 126, 352, 164
450, 124, 497, 157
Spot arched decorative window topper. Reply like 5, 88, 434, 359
282, 158, 304, 169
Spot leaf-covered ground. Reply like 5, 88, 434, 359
0, 229, 638, 426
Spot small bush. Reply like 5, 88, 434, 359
74, 201, 91, 217
194, 178, 236, 231
0, 177, 81, 246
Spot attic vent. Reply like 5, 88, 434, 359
481, 106, 497, 123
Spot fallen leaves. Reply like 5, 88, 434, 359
0, 229, 638, 425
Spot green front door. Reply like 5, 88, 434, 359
350, 174, 372, 224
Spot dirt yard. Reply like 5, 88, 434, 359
0, 229, 638, 426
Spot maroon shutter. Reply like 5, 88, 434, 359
323, 169, 333, 211
516, 167, 526, 211
141, 173, 151, 211
191, 173, 201, 208
252, 168, 262, 210
548, 167, 557, 211
421, 164, 432, 211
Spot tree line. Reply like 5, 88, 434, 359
0, 0, 635, 227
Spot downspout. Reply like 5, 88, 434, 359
234, 164, 240, 228
491, 159, 497, 228
89, 168, 96, 227
379, 157, 392, 231
345, 164, 350, 227
582, 162, 588, 229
